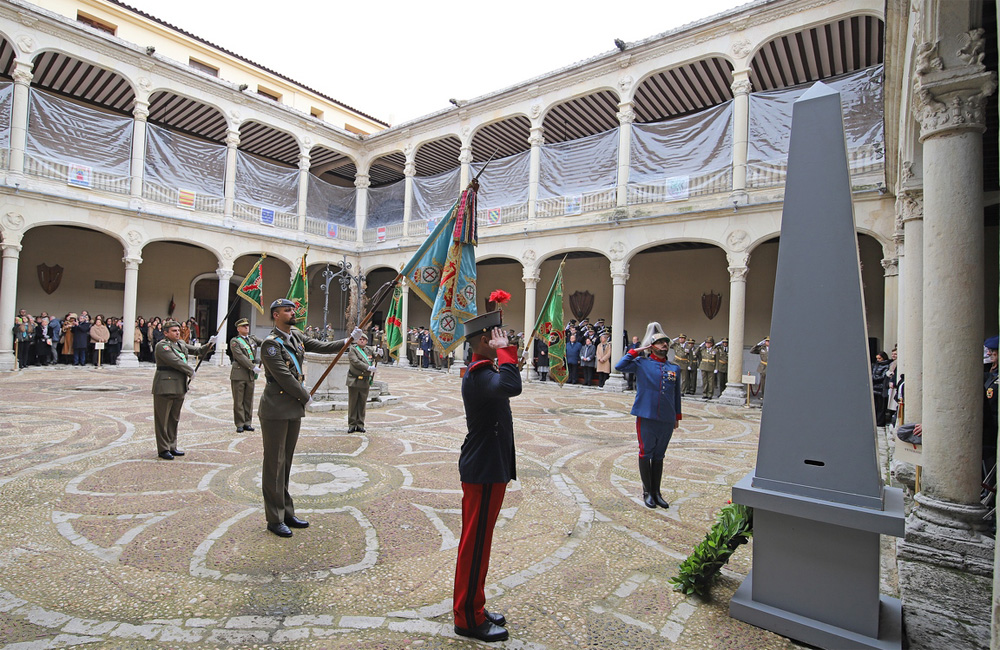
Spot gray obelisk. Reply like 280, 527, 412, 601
728, 82, 904, 650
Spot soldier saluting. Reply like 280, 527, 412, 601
671, 334, 693, 395
151, 319, 214, 460
258, 298, 364, 538
230, 317, 261, 434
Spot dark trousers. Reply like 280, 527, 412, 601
259, 417, 302, 525
583, 366, 595, 386
153, 394, 184, 453
231, 380, 254, 428
567, 363, 578, 384
636, 417, 674, 460
701, 370, 715, 398
454, 482, 506, 629
73, 348, 87, 365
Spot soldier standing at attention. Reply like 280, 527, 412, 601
229, 318, 261, 433
346, 332, 375, 433
697, 336, 719, 400
751, 336, 770, 399
453, 307, 521, 643
671, 334, 692, 395
715, 338, 729, 397
258, 298, 363, 538
152, 320, 214, 460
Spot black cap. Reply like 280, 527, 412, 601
463, 310, 503, 338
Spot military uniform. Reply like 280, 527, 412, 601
258, 325, 349, 528
671, 337, 693, 395
696, 339, 720, 399
151, 332, 209, 457
715, 340, 729, 396
229, 319, 261, 432
346, 342, 375, 432
751, 338, 769, 398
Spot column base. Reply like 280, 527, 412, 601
0, 350, 16, 372
718, 382, 747, 405
116, 351, 139, 368
398, 358, 410, 368
450, 362, 466, 376
215, 349, 231, 367
602, 375, 628, 393
897, 493, 994, 650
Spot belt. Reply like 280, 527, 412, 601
156, 365, 179, 371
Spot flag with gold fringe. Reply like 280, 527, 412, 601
286, 254, 308, 330
236, 254, 265, 314
533, 259, 567, 384
385, 284, 404, 361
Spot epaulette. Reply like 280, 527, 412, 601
467, 359, 494, 373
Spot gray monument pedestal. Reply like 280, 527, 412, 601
303, 352, 396, 413
728, 82, 903, 650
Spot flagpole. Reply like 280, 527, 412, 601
309, 273, 402, 397
189, 296, 241, 382
519, 255, 568, 370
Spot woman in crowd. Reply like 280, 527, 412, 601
149, 317, 164, 349
89, 315, 110, 367
136, 316, 149, 361
32, 316, 50, 366
106, 317, 122, 365
596, 332, 612, 388
580, 335, 597, 386
872, 350, 892, 427
187, 317, 200, 342
534, 335, 549, 382
61, 313, 76, 364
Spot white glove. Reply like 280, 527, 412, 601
367, 365, 376, 372
253, 365, 263, 375
207, 335, 217, 346
521, 349, 531, 362
714, 369, 718, 374
351, 327, 364, 341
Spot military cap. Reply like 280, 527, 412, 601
650, 332, 670, 345
706, 336, 715, 344
678, 333, 687, 339
986, 335, 999, 351
765, 336, 770, 341
270, 298, 296, 312
235, 317, 250, 327
463, 310, 503, 338
163, 319, 181, 329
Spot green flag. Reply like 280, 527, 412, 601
236, 254, 265, 314
533, 259, 567, 385
286, 254, 308, 330
385, 284, 404, 361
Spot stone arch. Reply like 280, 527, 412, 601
413, 134, 462, 176
147, 89, 229, 143
469, 114, 532, 161
237, 119, 301, 166
541, 88, 622, 143
29, 49, 137, 112
632, 56, 736, 122
368, 150, 406, 187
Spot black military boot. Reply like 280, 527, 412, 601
649, 458, 670, 508
637, 458, 656, 508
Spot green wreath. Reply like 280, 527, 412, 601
669, 502, 754, 597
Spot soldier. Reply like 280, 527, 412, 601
258, 298, 363, 538
453, 308, 521, 643
229, 317, 261, 433
751, 336, 770, 399
347, 332, 375, 433
697, 336, 719, 400
683, 338, 699, 395
671, 334, 692, 395
151, 320, 214, 460
715, 338, 729, 397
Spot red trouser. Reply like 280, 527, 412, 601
453, 482, 506, 629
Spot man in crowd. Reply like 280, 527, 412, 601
671, 334, 692, 395
229, 317, 261, 434
751, 336, 770, 399
257, 298, 363, 538
715, 338, 729, 397
697, 336, 720, 400
151, 320, 214, 460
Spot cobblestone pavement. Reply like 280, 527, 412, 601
0, 363, 816, 649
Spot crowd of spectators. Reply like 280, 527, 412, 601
12, 310, 201, 368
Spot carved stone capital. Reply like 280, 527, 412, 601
133, 102, 149, 122
727, 250, 750, 269
610, 262, 630, 282
522, 272, 540, 288
404, 162, 416, 177
1, 242, 22, 257
528, 127, 544, 147
123, 256, 143, 270
11, 61, 32, 86
354, 174, 371, 190
458, 147, 472, 164
728, 265, 749, 282
225, 131, 241, 148
616, 109, 635, 125
896, 190, 923, 224
912, 68, 996, 140
298, 153, 311, 171
957, 28, 986, 67
216, 267, 234, 281
731, 77, 752, 96
881, 257, 899, 277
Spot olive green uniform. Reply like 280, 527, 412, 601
696, 343, 721, 399
751, 341, 769, 398
347, 343, 375, 431
229, 333, 261, 430
151, 339, 208, 454
258, 327, 348, 525
672, 340, 696, 395
715, 345, 729, 396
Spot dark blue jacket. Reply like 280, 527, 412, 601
615, 349, 682, 423
459, 346, 521, 483
565, 340, 582, 364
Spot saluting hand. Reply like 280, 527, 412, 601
488, 327, 509, 349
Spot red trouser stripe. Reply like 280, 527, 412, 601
453, 482, 506, 629
636, 418, 645, 457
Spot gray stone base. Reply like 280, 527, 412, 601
602, 375, 628, 393
116, 352, 139, 368
717, 382, 747, 406
0, 351, 16, 372
897, 493, 994, 650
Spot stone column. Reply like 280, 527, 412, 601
223, 129, 240, 218
730, 70, 752, 204
527, 126, 543, 220
297, 152, 310, 231
459, 145, 472, 189
403, 158, 415, 235
129, 100, 149, 198
603, 262, 629, 392
9, 60, 33, 174
354, 173, 370, 245
215, 265, 233, 366
117, 254, 142, 368
521, 269, 540, 381
898, 190, 923, 423
0, 241, 22, 371
616, 103, 634, 208
892, 215, 906, 377
719, 256, 749, 405
398, 281, 410, 367
881, 256, 899, 351
898, 46, 996, 650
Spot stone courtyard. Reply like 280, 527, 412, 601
0, 363, 855, 649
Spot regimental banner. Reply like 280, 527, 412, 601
326, 222, 338, 238
665, 175, 690, 201
486, 208, 501, 226
564, 195, 582, 215
260, 208, 275, 226
377, 226, 387, 242
67, 163, 92, 188
177, 189, 196, 209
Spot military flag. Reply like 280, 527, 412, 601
236, 254, 266, 313
385, 284, 404, 361
286, 253, 308, 330
400, 180, 479, 356
533, 259, 567, 384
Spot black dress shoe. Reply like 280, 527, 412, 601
347, 426, 357, 433
455, 620, 509, 642
284, 516, 309, 528
485, 610, 507, 627
267, 522, 293, 537
243, 425, 254, 432
236, 426, 244, 433
170, 448, 185, 456
158, 450, 174, 460
357, 427, 366, 433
